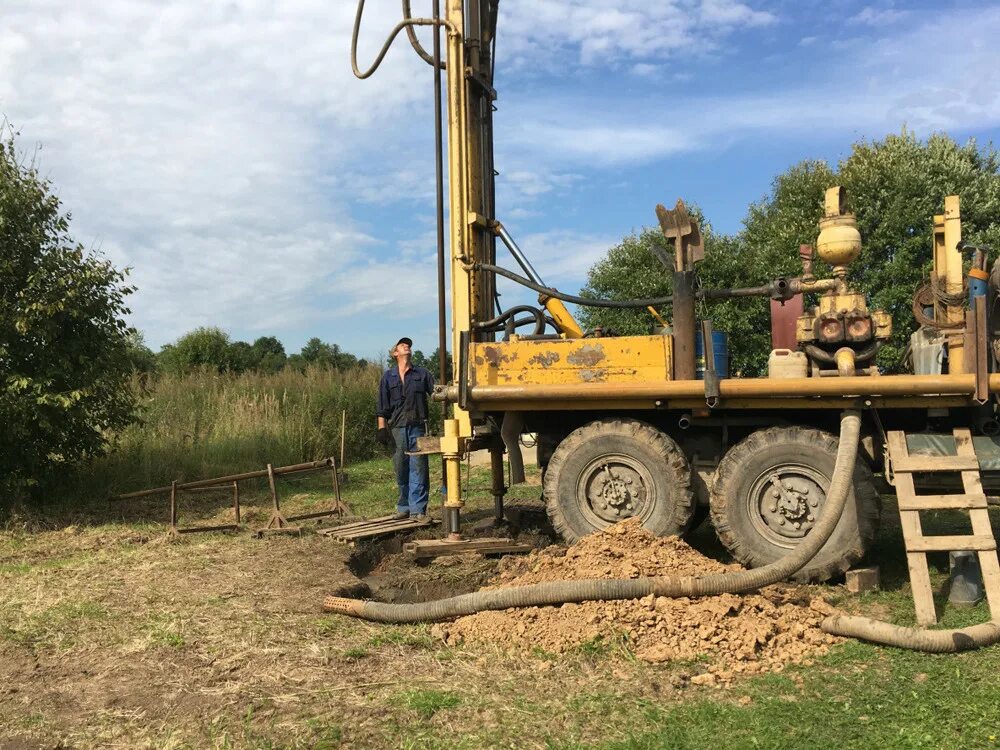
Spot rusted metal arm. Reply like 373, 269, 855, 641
117, 458, 337, 500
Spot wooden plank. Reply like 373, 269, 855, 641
325, 518, 438, 541
955, 425, 1000, 619
892, 455, 980, 473
977, 549, 1000, 621
897, 494, 989, 511
906, 535, 997, 552
403, 538, 533, 559
889, 431, 938, 624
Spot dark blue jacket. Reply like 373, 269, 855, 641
377, 365, 434, 427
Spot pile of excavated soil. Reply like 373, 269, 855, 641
432, 519, 842, 683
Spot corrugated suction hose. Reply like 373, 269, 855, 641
324, 410, 1000, 652
324, 412, 861, 620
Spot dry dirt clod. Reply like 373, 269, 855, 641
433, 518, 843, 683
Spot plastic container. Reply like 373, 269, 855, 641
910, 328, 945, 375
969, 267, 989, 307
695, 331, 729, 379
768, 349, 808, 379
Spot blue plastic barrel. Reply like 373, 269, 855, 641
695, 331, 729, 379
969, 269, 988, 307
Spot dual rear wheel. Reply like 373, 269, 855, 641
542, 418, 880, 582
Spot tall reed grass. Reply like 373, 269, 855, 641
87, 364, 390, 495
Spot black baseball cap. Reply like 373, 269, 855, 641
395, 337, 413, 348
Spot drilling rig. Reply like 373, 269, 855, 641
349, 0, 1000, 615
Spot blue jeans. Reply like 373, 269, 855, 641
392, 424, 429, 515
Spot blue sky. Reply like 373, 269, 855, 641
2, 0, 999, 361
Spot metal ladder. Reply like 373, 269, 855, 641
887, 428, 1000, 625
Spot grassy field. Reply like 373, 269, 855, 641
45, 366, 386, 506
2, 453, 1000, 749
2, 370, 1000, 748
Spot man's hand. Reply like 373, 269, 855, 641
376, 427, 391, 447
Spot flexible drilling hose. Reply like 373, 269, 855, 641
323, 412, 862, 623
820, 616, 1000, 653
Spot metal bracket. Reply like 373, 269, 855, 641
701, 319, 720, 408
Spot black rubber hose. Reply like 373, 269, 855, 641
402, 0, 445, 69
476, 263, 789, 310
323, 411, 861, 622
477, 263, 674, 309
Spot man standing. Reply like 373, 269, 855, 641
376, 337, 434, 520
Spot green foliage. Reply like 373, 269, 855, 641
0, 130, 137, 499
123, 330, 158, 374
300, 336, 359, 370
581, 132, 1000, 376
158, 326, 232, 374
251, 336, 286, 373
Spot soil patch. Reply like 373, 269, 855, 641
433, 518, 841, 684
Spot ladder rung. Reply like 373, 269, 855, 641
907, 535, 997, 553
897, 494, 989, 511
893, 455, 980, 473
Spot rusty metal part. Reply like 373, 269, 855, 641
119, 457, 349, 536
168, 482, 241, 536
771, 294, 804, 351
118, 458, 340, 499
974, 295, 989, 404
490, 447, 506, 524
439, 373, 1000, 403
673, 271, 696, 381
402, 537, 532, 559
656, 199, 704, 270
319, 514, 437, 544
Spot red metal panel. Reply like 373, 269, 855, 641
770, 294, 804, 351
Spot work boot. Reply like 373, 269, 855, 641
392, 511, 409, 520
413, 513, 428, 522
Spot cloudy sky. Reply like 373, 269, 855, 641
2, 0, 999, 360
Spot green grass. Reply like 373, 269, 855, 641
400, 689, 461, 719
46, 365, 388, 504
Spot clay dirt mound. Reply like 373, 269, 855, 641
432, 518, 842, 683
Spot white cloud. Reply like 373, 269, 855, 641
499, 0, 775, 67
0, 0, 430, 349
851, 6, 909, 26
499, 7, 1000, 167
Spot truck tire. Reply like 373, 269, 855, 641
709, 426, 881, 582
543, 418, 695, 543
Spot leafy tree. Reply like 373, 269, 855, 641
286, 353, 307, 372
301, 337, 358, 369
251, 336, 286, 373
225, 340, 255, 373
158, 327, 231, 374
581, 132, 1000, 376
0, 131, 137, 498
123, 330, 158, 374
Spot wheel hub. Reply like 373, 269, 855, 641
750, 467, 826, 542
583, 460, 648, 524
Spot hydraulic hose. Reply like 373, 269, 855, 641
476, 263, 675, 309
351, 0, 455, 80
323, 411, 862, 622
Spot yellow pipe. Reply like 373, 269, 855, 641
540, 296, 584, 338
444, 373, 994, 402
835, 347, 856, 378
442, 418, 463, 510
944, 195, 965, 373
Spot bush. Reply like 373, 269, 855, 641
0, 131, 137, 500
